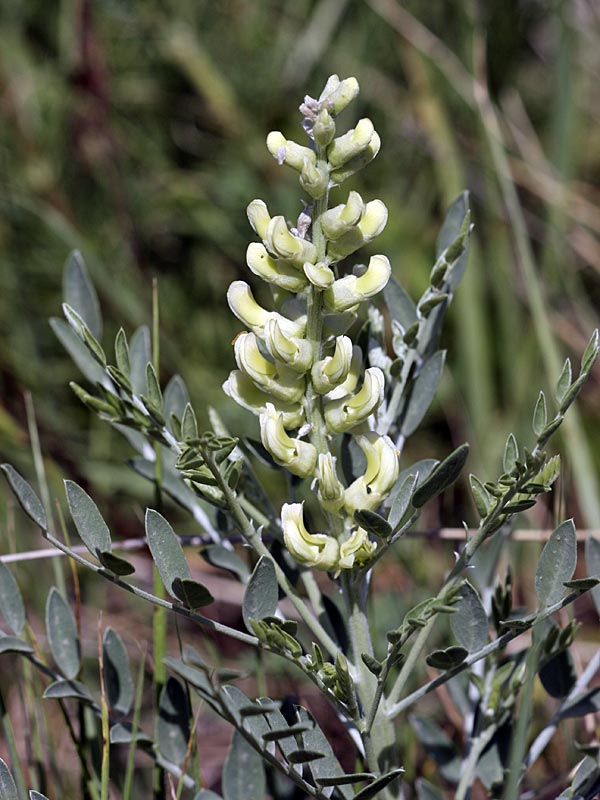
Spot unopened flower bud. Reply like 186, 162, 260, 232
329, 132, 381, 185
299, 159, 329, 199
338, 527, 376, 570
247, 199, 271, 240
303, 261, 335, 289
223, 371, 305, 428
234, 332, 304, 404
321, 191, 364, 240
260, 404, 317, 477
313, 109, 336, 147
265, 217, 316, 265
319, 75, 360, 116
281, 503, 339, 570
264, 318, 312, 373
316, 453, 345, 513
327, 119, 375, 168
311, 336, 353, 394
246, 243, 308, 293
267, 132, 317, 173
324, 367, 385, 433
324, 255, 391, 312
343, 433, 400, 513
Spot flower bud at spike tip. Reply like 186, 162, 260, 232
343, 433, 400, 513
316, 453, 345, 513
281, 503, 339, 571
327, 118, 375, 168
324, 367, 385, 433
320, 76, 360, 116
312, 336, 353, 395
267, 132, 316, 173
313, 109, 336, 147
324, 255, 391, 312
260, 404, 317, 478
246, 243, 308, 293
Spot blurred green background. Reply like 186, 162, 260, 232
1, 0, 599, 528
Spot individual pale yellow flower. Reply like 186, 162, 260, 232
260, 404, 317, 478
343, 433, 400, 513
311, 336, 353, 395
338, 528, 377, 570
263, 319, 312, 373
324, 367, 385, 433
227, 281, 306, 339
281, 503, 339, 570
234, 332, 305, 404
323, 255, 391, 312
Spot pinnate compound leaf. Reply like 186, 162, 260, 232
157, 677, 190, 765
401, 351, 446, 436
145, 509, 190, 599
65, 480, 111, 556
0, 562, 25, 636
412, 444, 469, 508
63, 251, 102, 340
103, 627, 134, 716
353, 769, 405, 800
242, 556, 278, 633
0, 635, 33, 655
450, 581, 488, 652
46, 587, 80, 679
1, 464, 47, 531
585, 535, 600, 617
97, 551, 136, 576
222, 729, 265, 800
0, 757, 19, 800
43, 679, 94, 702
162, 656, 213, 699
535, 520, 577, 607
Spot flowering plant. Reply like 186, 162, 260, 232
1, 74, 599, 800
